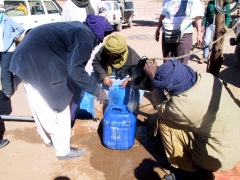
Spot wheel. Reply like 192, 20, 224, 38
115, 23, 122, 32
235, 42, 240, 67
128, 18, 133, 28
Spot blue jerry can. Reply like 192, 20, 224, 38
103, 104, 137, 150
108, 85, 131, 105
78, 91, 95, 119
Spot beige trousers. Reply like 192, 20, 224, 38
158, 118, 198, 172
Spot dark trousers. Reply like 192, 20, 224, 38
0, 52, 14, 96
162, 33, 193, 64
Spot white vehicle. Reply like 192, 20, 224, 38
3, 0, 62, 35
118, 0, 135, 28
103, 0, 122, 31
230, 17, 240, 67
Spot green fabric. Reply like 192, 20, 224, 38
71, 0, 95, 15
202, 1, 231, 27
104, 34, 128, 75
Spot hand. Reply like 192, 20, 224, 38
15, 35, 23, 44
103, 77, 113, 87
96, 88, 108, 104
155, 29, 160, 42
144, 59, 157, 80
197, 33, 203, 47
220, 26, 227, 34
121, 78, 131, 87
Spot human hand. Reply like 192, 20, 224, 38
155, 29, 160, 42
197, 34, 203, 46
103, 77, 113, 87
220, 26, 227, 34
144, 59, 157, 80
15, 35, 23, 44
191, 42, 198, 51
121, 78, 131, 87
96, 88, 108, 104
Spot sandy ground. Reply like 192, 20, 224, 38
0, 0, 240, 179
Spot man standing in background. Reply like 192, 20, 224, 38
155, 0, 204, 64
0, 3, 24, 99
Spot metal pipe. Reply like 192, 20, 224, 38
0, 115, 34, 121
215, 0, 240, 14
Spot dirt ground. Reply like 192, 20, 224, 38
0, 0, 240, 180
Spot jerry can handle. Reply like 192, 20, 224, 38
109, 105, 126, 113
110, 84, 124, 90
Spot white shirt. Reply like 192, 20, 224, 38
61, 0, 109, 22
160, 0, 204, 33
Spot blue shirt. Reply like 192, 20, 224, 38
0, 13, 25, 52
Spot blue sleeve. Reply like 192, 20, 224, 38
67, 41, 100, 96
8, 17, 25, 39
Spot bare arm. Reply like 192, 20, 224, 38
155, 14, 165, 42
195, 16, 203, 46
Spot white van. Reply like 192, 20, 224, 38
103, 0, 122, 31
4, 0, 62, 35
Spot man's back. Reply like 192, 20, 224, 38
61, 0, 108, 22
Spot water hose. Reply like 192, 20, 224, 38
215, 0, 240, 14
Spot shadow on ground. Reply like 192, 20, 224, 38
220, 53, 240, 88
192, 53, 240, 89
133, 20, 158, 27
220, 53, 240, 106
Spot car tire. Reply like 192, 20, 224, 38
115, 23, 122, 32
128, 18, 133, 28
235, 42, 240, 67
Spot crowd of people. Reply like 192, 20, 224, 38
0, 0, 240, 179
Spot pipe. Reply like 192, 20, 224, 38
0, 115, 34, 121
215, 0, 240, 14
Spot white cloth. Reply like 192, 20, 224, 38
23, 82, 71, 157
61, 0, 108, 75
85, 44, 102, 75
7, 44, 15, 52
160, 0, 204, 33
61, 0, 109, 22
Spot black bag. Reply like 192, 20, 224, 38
131, 56, 152, 91
163, 23, 192, 44
164, 29, 182, 43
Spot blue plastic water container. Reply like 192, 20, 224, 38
108, 85, 131, 105
78, 91, 95, 119
103, 104, 137, 150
